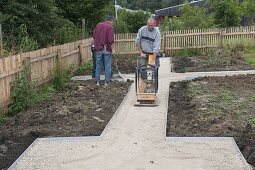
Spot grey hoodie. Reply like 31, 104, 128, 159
135, 26, 161, 54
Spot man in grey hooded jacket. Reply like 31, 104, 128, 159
135, 17, 161, 66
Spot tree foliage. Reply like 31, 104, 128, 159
115, 10, 150, 33
0, 0, 112, 53
179, 2, 215, 29
117, 0, 188, 12
159, 2, 215, 31
241, 0, 255, 25
55, 0, 112, 33
210, 0, 242, 27
0, 0, 77, 52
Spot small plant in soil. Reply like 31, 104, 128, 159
0, 116, 9, 124
210, 107, 222, 116
208, 51, 219, 65
52, 62, 74, 90
7, 65, 35, 116
7, 65, 56, 117
73, 61, 92, 76
246, 116, 255, 125
249, 96, 255, 102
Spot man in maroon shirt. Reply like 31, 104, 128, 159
93, 15, 115, 86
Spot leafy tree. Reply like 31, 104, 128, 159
117, 0, 188, 12
116, 10, 150, 33
161, 0, 187, 8
170, 16, 185, 30
159, 16, 170, 32
160, 2, 215, 31
115, 19, 129, 33
55, 0, 112, 33
212, 0, 242, 27
179, 2, 215, 29
18, 24, 38, 52
241, 0, 255, 25
0, 0, 76, 52
125, 10, 150, 33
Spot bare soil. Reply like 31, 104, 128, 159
167, 75, 255, 168
113, 55, 137, 74
172, 53, 255, 73
79, 55, 137, 76
0, 80, 132, 170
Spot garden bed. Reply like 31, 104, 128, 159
167, 74, 255, 168
75, 55, 137, 76
171, 48, 255, 73
0, 80, 132, 170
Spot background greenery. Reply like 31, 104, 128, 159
0, 0, 255, 55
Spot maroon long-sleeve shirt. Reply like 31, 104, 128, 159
93, 21, 114, 52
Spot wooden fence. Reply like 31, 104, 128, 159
114, 25, 255, 56
1, 25, 255, 112
0, 38, 92, 112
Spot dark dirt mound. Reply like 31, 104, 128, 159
167, 75, 255, 167
0, 80, 132, 170
113, 55, 137, 74
172, 57, 194, 73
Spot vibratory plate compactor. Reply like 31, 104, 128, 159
134, 54, 159, 107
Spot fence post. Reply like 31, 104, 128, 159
0, 24, 3, 58
219, 29, 223, 48
56, 49, 62, 66
23, 57, 32, 82
82, 19, 86, 39
163, 32, 166, 56
78, 43, 83, 66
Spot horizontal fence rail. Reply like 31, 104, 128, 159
114, 25, 255, 56
1, 25, 255, 112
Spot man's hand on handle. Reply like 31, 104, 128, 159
140, 52, 146, 58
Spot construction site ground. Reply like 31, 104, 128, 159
6, 57, 255, 170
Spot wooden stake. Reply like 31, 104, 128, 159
82, 19, 86, 39
0, 24, 3, 58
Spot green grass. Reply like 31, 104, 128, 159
244, 47, 255, 65
219, 90, 238, 103
188, 82, 204, 96
246, 116, 255, 125
207, 51, 218, 64
249, 96, 255, 102
245, 57, 255, 65
209, 107, 221, 116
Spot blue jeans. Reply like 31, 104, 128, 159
95, 49, 112, 82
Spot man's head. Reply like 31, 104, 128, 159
147, 17, 155, 32
105, 15, 115, 26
